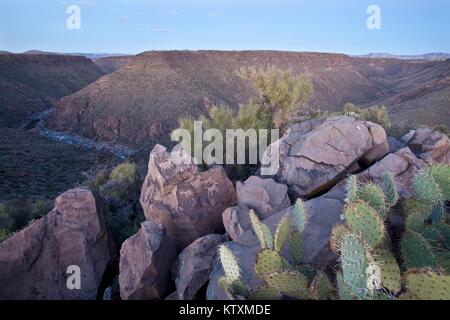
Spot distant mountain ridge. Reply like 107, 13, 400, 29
45, 50, 450, 146
0, 53, 105, 127
356, 52, 450, 61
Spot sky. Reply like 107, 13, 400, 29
0, 0, 449, 55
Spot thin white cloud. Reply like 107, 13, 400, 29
153, 28, 170, 33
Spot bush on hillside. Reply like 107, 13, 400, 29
343, 103, 391, 129
237, 66, 313, 131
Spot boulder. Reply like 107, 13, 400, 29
172, 234, 227, 300
401, 128, 450, 164
360, 147, 426, 198
0, 188, 114, 300
223, 176, 291, 240
207, 186, 346, 300
119, 221, 176, 300
262, 116, 389, 198
140, 145, 236, 250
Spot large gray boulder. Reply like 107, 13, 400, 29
0, 188, 114, 300
119, 221, 176, 300
262, 116, 389, 198
360, 147, 426, 198
223, 176, 291, 240
172, 234, 227, 300
401, 128, 450, 164
140, 145, 236, 250
207, 186, 345, 300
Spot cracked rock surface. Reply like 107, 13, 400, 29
0, 188, 114, 300
140, 144, 236, 250
262, 116, 389, 198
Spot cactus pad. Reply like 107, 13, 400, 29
371, 248, 401, 294
248, 285, 280, 300
336, 272, 355, 300
401, 231, 436, 269
413, 171, 443, 205
427, 164, 450, 201
249, 209, 273, 250
287, 230, 304, 264
357, 182, 388, 220
405, 210, 425, 233
340, 234, 369, 299
309, 272, 335, 300
254, 249, 289, 278
345, 175, 358, 204
330, 224, 351, 253
293, 198, 308, 233
266, 270, 310, 299
218, 245, 241, 281
383, 172, 399, 207
274, 215, 292, 253
344, 200, 385, 248
405, 269, 450, 300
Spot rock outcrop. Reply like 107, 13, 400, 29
140, 145, 236, 250
401, 128, 450, 164
262, 116, 389, 198
0, 188, 114, 300
172, 234, 227, 300
223, 176, 291, 240
119, 221, 176, 300
360, 147, 427, 198
207, 186, 346, 300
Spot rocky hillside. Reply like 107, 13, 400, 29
93, 55, 133, 74
46, 51, 450, 146
0, 53, 105, 127
1, 115, 449, 300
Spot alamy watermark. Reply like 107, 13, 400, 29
367, 5, 381, 30
171, 121, 280, 176
66, 265, 81, 290
66, 5, 81, 30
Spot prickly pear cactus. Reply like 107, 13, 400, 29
254, 249, 289, 278
293, 198, 307, 233
371, 248, 402, 294
249, 209, 273, 250
330, 224, 351, 253
219, 245, 241, 281
266, 270, 310, 299
248, 285, 280, 300
340, 234, 369, 300
401, 231, 436, 269
309, 272, 335, 300
405, 210, 425, 233
345, 175, 358, 204
344, 200, 385, 249
383, 172, 399, 207
287, 230, 304, 264
427, 164, 450, 201
405, 269, 450, 300
274, 215, 291, 253
336, 271, 355, 300
402, 197, 432, 221
413, 170, 443, 205
357, 182, 387, 220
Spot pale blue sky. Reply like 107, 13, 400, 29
0, 0, 449, 55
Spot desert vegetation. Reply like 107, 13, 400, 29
218, 165, 450, 300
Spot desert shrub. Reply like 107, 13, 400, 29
237, 66, 313, 130
0, 198, 52, 232
0, 228, 9, 242
343, 103, 391, 129
110, 161, 136, 185
106, 210, 145, 246
232, 100, 273, 132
